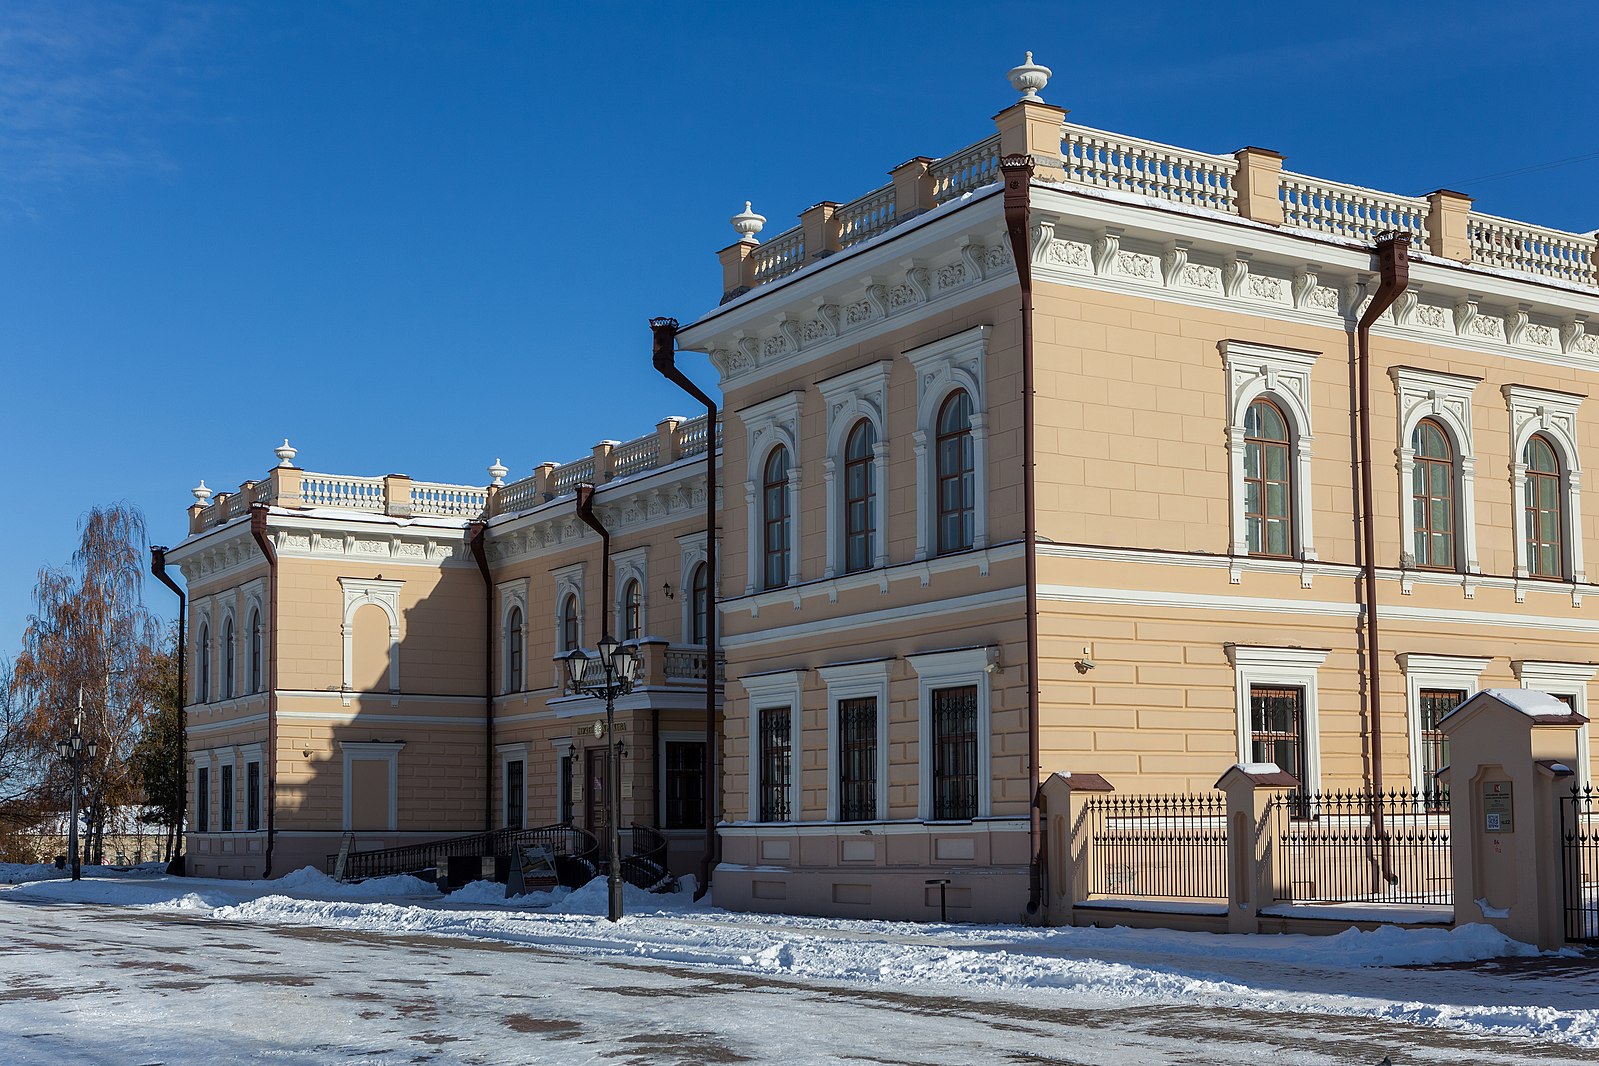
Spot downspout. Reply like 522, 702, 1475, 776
150, 546, 187, 876
470, 520, 495, 833
1356, 232, 1410, 883
1000, 154, 1044, 916
651, 316, 719, 901
248, 506, 280, 878
574, 483, 624, 921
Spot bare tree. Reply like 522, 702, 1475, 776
12, 503, 165, 866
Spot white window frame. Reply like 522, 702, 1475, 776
238, 743, 265, 833
818, 659, 892, 822
738, 390, 804, 594
612, 546, 649, 641
241, 577, 266, 696
907, 646, 996, 821
498, 741, 530, 829
194, 600, 213, 705
340, 740, 404, 832
1396, 653, 1490, 795
816, 361, 892, 578
1220, 340, 1320, 573
552, 562, 586, 661
740, 669, 804, 823
1504, 384, 1585, 584
339, 577, 403, 693
906, 326, 991, 561
498, 577, 529, 694
1391, 367, 1481, 575
1226, 645, 1328, 792
1512, 660, 1594, 789
216, 749, 237, 833
676, 531, 709, 644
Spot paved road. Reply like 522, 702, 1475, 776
0, 899, 1593, 1065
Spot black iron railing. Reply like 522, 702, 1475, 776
1562, 783, 1599, 943
621, 823, 674, 891
327, 823, 599, 882
1270, 789, 1451, 905
1083, 792, 1229, 900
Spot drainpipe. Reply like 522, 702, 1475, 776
469, 520, 495, 833
574, 483, 623, 921
248, 506, 280, 878
651, 316, 719, 901
1000, 154, 1044, 917
1356, 232, 1410, 882
150, 545, 187, 876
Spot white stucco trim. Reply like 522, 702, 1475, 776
739, 390, 805, 594
906, 325, 991, 561
497, 741, 530, 828
1225, 645, 1328, 792
1512, 659, 1595, 788
906, 646, 995, 820
816, 360, 893, 578
339, 577, 403, 693
1395, 653, 1491, 794
1391, 367, 1482, 578
340, 740, 404, 832
611, 546, 649, 640
1504, 384, 1585, 585
739, 669, 804, 823
817, 659, 892, 822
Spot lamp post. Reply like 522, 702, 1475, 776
562, 635, 638, 922
54, 691, 98, 882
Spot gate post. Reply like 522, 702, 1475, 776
1037, 771, 1113, 926
1216, 763, 1298, 935
1439, 689, 1584, 950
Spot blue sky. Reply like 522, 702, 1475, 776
1, 0, 1595, 652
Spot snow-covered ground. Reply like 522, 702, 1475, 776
3, 866, 1597, 1063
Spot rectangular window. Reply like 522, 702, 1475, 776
758, 707, 792, 822
931, 686, 978, 820
246, 761, 261, 832
1249, 685, 1306, 785
1417, 688, 1463, 800
196, 767, 210, 833
664, 741, 706, 830
838, 698, 878, 821
558, 750, 574, 824
220, 763, 234, 833
505, 759, 524, 829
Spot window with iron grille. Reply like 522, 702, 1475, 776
505, 759, 524, 829
246, 761, 261, 832
220, 763, 234, 832
758, 707, 792, 822
931, 685, 978, 820
936, 391, 975, 555
763, 446, 791, 590
1249, 685, 1305, 785
844, 420, 876, 573
558, 750, 574, 824
664, 741, 705, 829
196, 766, 210, 832
1417, 688, 1463, 799
838, 697, 877, 821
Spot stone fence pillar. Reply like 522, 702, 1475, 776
1439, 688, 1585, 950
1036, 771, 1113, 925
1216, 763, 1299, 934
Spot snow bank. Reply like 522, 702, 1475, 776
270, 866, 436, 898
8, 878, 240, 909
444, 879, 568, 907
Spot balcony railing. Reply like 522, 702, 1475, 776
1060, 123, 1237, 213
1279, 173, 1430, 249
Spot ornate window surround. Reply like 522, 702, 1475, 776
339, 740, 404, 832
339, 577, 403, 694
907, 646, 996, 820
611, 546, 649, 639
241, 577, 266, 695
1220, 340, 1320, 580
906, 325, 991, 561
818, 659, 892, 822
552, 563, 586, 672
498, 577, 529, 693
676, 531, 709, 643
738, 391, 804, 595
1504, 384, 1585, 586
740, 669, 804, 823
1396, 653, 1490, 795
816, 361, 892, 577
219, 602, 238, 701
1225, 645, 1327, 792
1512, 659, 1594, 788
1391, 368, 1482, 580
194, 599, 214, 705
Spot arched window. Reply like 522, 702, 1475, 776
561, 594, 580, 652
505, 606, 524, 693
844, 420, 876, 573
691, 562, 709, 645
763, 446, 790, 590
1525, 434, 1564, 579
1243, 398, 1293, 557
622, 580, 642, 642
198, 621, 211, 704
1411, 419, 1455, 570
248, 608, 262, 694
936, 390, 975, 554
222, 617, 235, 699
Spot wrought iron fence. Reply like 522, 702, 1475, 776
1269, 789, 1452, 905
1082, 792, 1229, 900
1561, 784, 1599, 943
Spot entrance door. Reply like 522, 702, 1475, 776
586, 747, 610, 859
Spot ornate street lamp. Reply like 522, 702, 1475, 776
54, 692, 98, 882
562, 634, 638, 922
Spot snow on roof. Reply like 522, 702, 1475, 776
1478, 687, 1577, 717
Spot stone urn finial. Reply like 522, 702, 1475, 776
488, 458, 508, 487
731, 201, 765, 244
275, 438, 298, 468
1007, 51, 1051, 102
192, 480, 212, 504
